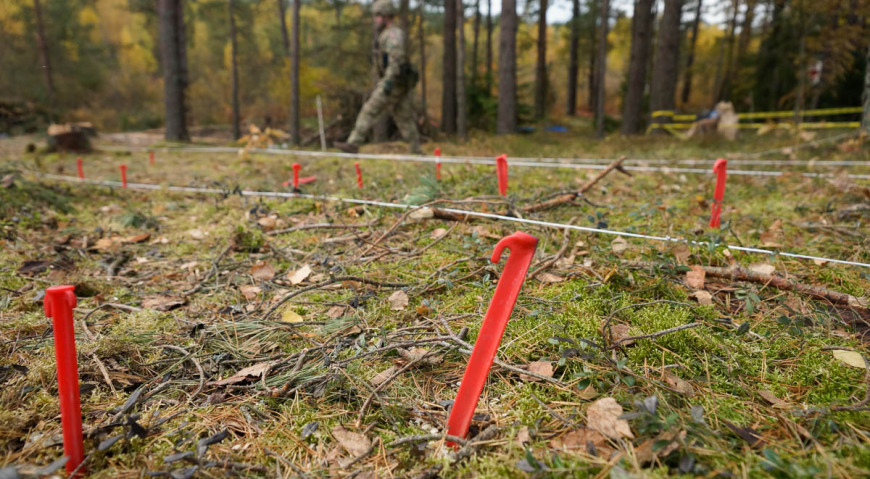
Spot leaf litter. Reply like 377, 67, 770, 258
1, 137, 868, 477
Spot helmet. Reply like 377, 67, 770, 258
372, 0, 396, 16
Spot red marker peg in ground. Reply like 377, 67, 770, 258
119, 164, 128, 188
434, 147, 442, 180
44, 285, 85, 477
149, 151, 155, 166
709, 158, 728, 229
355, 161, 363, 189
292, 163, 302, 190
496, 154, 508, 196
76, 157, 84, 180
446, 231, 538, 445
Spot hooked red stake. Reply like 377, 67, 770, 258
710, 158, 728, 229
355, 162, 363, 189
119, 164, 128, 188
149, 151, 155, 166
434, 147, 442, 180
446, 231, 538, 446
292, 163, 302, 190
76, 157, 84, 180
44, 285, 85, 477
496, 154, 508, 196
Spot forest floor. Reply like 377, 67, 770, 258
1, 127, 869, 478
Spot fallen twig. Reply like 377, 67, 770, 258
522, 156, 627, 213
625, 261, 868, 309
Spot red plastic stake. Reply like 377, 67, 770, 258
292, 163, 302, 190
496, 154, 508, 196
446, 231, 538, 445
44, 285, 85, 477
119, 164, 128, 188
76, 158, 84, 180
149, 151, 155, 166
434, 147, 442, 180
355, 161, 363, 189
710, 158, 728, 229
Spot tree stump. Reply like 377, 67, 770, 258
46, 123, 96, 153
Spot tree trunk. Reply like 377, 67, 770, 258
621, 0, 654, 135
794, 19, 807, 125
681, 0, 702, 105
862, 41, 870, 134
649, 0, 682, 134
594, 0, 609, 139
587, 0, 599, 112
736, 0, 756, 66
277, 0, 290, 56
32, 0, 55, 105
229, 0, 241, 140
497, 0, 517, 134
533, 0, 548, 120
442, 0, 458, 133
419, 4, 428, 125
472, 0, 480, 87
158, 0, 190, 141
288, 0, 300, 144
400, 0, 410, 54
720, 0, 740, 101
457, 0, 467, 138
566, 0, 580, 116
486, 0, 493, 93
176, 0, 190, 129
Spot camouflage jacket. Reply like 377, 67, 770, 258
376, 24, 407, 82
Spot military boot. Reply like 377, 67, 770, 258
334, 141, 359, 154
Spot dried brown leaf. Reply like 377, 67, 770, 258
331, 426, 371, 456
663, 372, 695, 397
611, 236, 628, 254
693, 290, 714, 305
548, 428, 612, 457
210, 362, 273, 386
586, 397, 634, 440
388, 290, 409, 311
537, 272, 565, 283
520, 361, 554, 381
684, 266, 706, 290
239, 285, 261, 301
288, 264, 312, 285
370, 366, 399, 387
251, 261, 276, 282
758, 390, 789, 408
142, 295, 186, 312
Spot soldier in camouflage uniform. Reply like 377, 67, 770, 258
335, 0, 421, 154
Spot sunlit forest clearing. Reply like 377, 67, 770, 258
2, 0, 870, 477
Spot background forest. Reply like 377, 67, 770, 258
1, 0, 868, 138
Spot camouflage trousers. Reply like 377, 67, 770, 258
347, 80, 420, 152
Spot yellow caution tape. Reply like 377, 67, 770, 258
651, 106, 860, 122
737, 106, 863, 120
666, 121, 861, 131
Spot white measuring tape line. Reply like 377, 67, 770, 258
99, 145, 870, 179
37, 172, 870, 269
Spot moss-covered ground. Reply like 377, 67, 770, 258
0, 128, 868, 478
